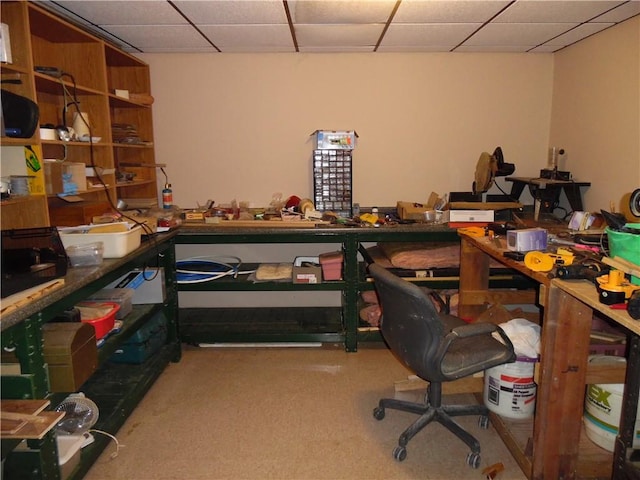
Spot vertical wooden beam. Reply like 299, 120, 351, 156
532, 285, 591, 479
458, 235, 490, 320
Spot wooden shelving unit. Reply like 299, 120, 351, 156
1, 1, 158, 230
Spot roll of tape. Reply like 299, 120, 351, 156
620, 189, 640, 221
39, 128, 57, 140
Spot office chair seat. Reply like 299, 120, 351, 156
368, 264, 516, 468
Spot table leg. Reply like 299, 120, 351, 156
458, 237, 490, 320
533, 285, 592, 479
612, 334, 640, 479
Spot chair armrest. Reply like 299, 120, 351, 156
442, 322, 514, 352
448, 322, 497, 339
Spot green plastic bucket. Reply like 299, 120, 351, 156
606, 224, 640, 285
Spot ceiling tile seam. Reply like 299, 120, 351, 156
169, 0, 221, 52
283, 0, 299, 52
451, 0, 516, 52
526, 12, 630, 53
47, 0, 143, 53
374, 0, 402, 52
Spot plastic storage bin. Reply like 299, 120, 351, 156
60, 226, 142, 258
66, 242, 104, 267
86, 288, 134, 319
110, 311, 167, 364
76, 301, 120, 339
606, 225, 640, 284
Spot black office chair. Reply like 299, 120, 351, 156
369, 263, 516, 468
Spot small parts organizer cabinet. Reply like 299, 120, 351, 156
0, 234, 181, 480
0, 1, 158, 231
312, 130, 357, 219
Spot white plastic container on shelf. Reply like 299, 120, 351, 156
60, 226, 142, 258
584, 357, 640, 452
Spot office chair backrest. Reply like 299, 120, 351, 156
369, 264, 444, 378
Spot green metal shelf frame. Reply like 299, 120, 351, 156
1, 235, 181, 480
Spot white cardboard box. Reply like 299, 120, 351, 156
444, 209, 494, 223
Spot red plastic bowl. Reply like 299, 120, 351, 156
77, 301, 120, 339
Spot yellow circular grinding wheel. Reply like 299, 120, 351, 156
524, 251, 555, 272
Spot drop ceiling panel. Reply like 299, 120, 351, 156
295, 24, 386, 47
493, 0, 626, 23
289, 0, 398, 24
52, 0, 185, 25
199, 24, 295, 50
37, 0, 639, 54
393, 0, 510, 23
104, 25, 212, 49
173, 0, 288, 24
464, 22, 580, 47
380, 23, 482, 48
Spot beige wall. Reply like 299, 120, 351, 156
141, 52, 553, 209
549, 16, 639, 213
141, 17, 638, 214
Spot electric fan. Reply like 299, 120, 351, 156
55, 393, 99, 437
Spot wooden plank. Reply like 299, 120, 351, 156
449, 201, 523, 210
1, 399, 64, 440
0, 411, 64, 439
0, 279, 65, 316
183, 220, 329, 229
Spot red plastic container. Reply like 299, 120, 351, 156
76, 301, 120, 339
319, 251, 344, 281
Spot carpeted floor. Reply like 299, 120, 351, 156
84, 345, 527, 480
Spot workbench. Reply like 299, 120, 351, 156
1, 232, 181, 480
458, 232, 636, 480
551, 279, 640, 480
176, 223, 532, 352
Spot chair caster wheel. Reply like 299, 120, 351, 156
466, 452, 481, 468
393, 445, 407, 462
373, 406, 385, 420
478, 415, 490, 429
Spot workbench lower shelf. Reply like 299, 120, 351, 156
487, 405, 614, 480
2, 343, 178, 480
179, 307, 345, 345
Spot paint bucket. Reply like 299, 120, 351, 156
483, 356, 537, 419
584, 358, 640, 452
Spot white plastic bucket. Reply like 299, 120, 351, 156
483, 356, 537, 419
584, 381, 640, 452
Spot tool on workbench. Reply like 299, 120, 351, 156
555, 263, 608, 282
524, 248, 575, 272
596, 269, 640, 305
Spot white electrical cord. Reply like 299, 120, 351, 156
176, 256, 255, 284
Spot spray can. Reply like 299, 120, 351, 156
162, 183, 173, 209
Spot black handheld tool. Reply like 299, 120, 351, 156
555, 264, 606, 282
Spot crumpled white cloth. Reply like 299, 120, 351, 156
494, 317, 541, 360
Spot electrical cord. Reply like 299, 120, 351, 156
88, 429, 125, 459
176, 256, 256, 284
55, 71, 161, 279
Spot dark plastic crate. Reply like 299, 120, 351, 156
110, 311, 167, 364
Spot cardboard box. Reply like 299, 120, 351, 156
44, 161, 86, 195
312, 130, 358, 150
107, 267, 166, 303
397, 201, 428, 220
443, 209, 495, 223
507, 228, 548, 252
49, 201, 111, 227
293, 256, 322, 284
